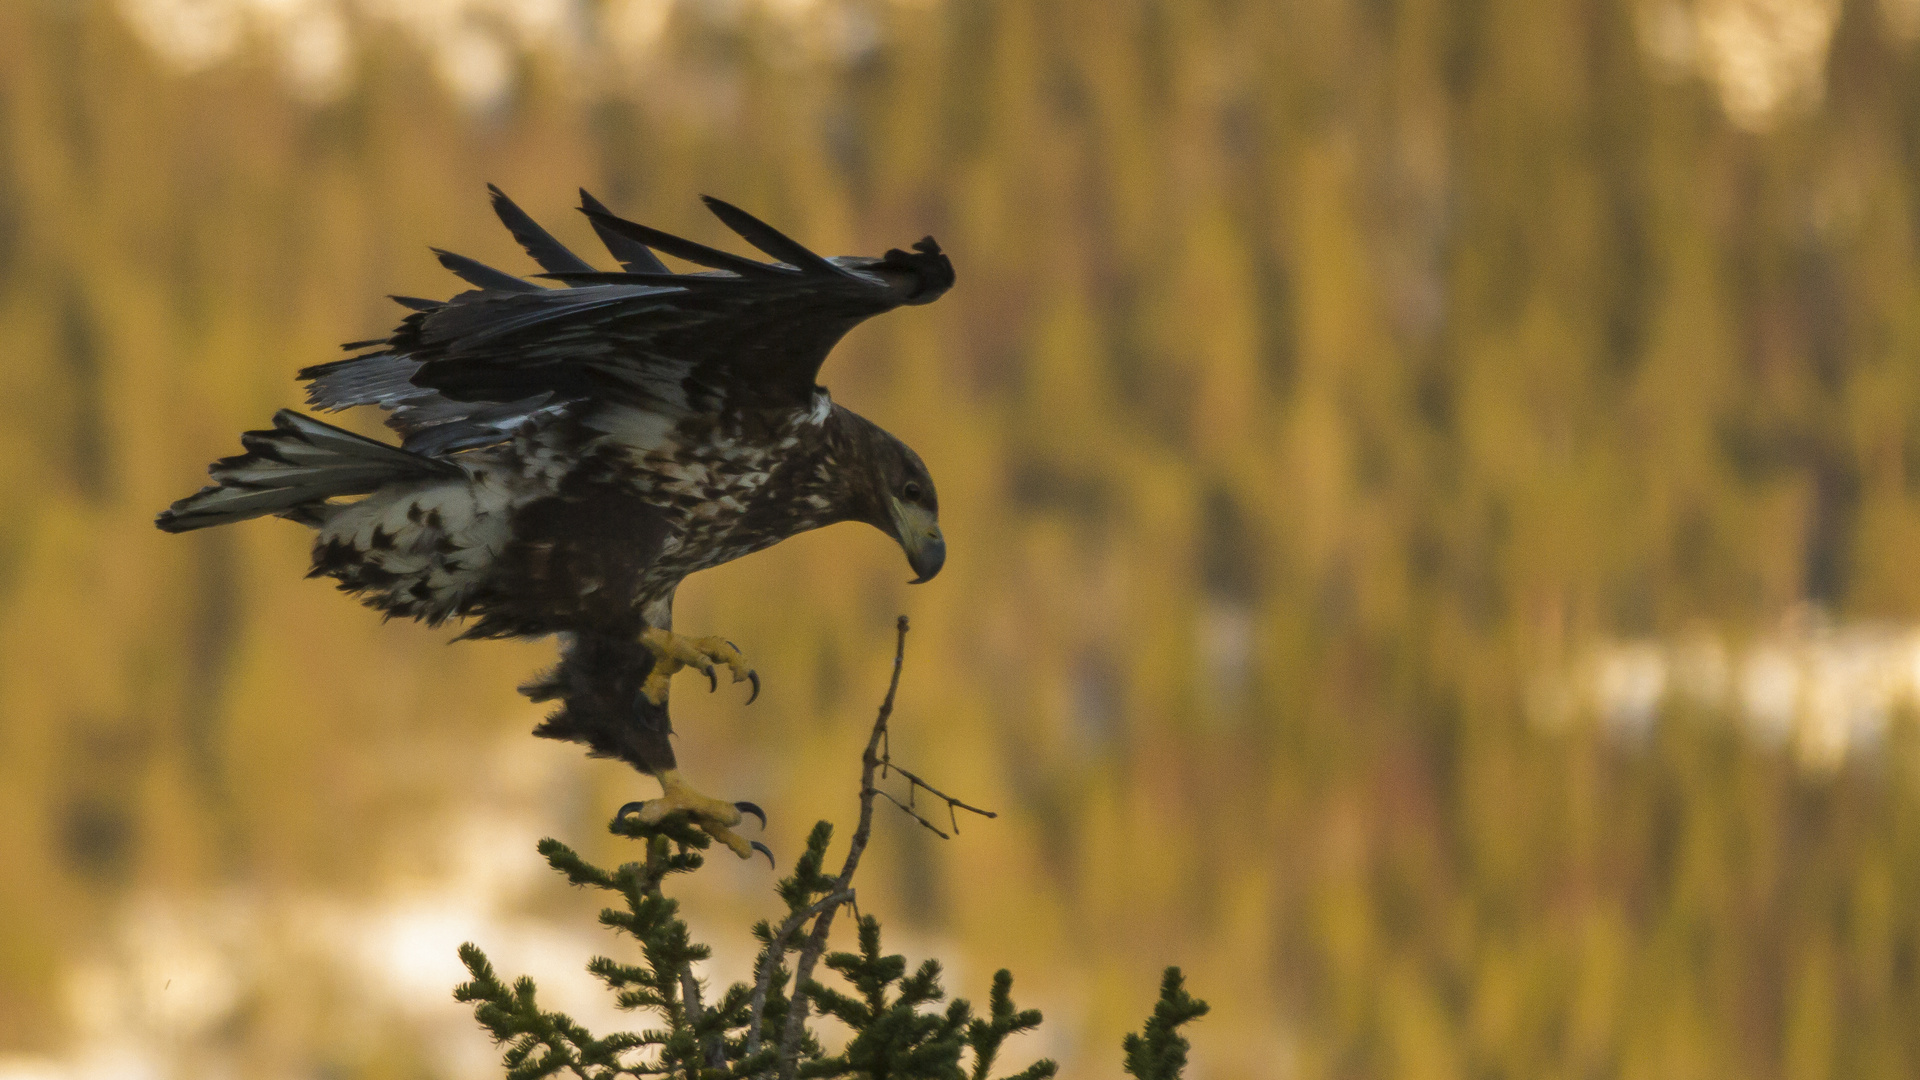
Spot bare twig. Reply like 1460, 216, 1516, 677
875, 787, 953, 838
876, 752, 998, 837
762, 615, 1000, 1078
891, 764, 998, 823
744, 888, 854, 1058
773, 615, 911, 1079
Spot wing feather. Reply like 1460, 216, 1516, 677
306, 189, 956, 452
488, 185, 597, 276
698, 196, 844, 276
581, 207, 793, 279
580, 189, 671, 274
433, 249, 542, 293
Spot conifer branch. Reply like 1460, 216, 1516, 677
452, 615, 1158, 1080
967, 970, 1056, 1080
792, 915, 1055, 1080
745, 888, 853, 1058
1121, 968, 1210, 1080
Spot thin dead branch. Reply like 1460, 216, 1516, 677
877, 727, 998, 837
765, 615, 999, 1079
775, 615, 908, 1078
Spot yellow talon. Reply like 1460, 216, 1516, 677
701, 820, 756, 860
619, 769, 770, 863
637, 628, 758, 705
632, 768, 744, 826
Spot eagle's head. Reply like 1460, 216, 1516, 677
833, 409, 945, 583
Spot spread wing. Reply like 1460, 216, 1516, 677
299, 188, 955, 456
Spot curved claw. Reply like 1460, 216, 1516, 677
705, 667, 718, 693
750, 840, 776, 869
745, 670, 761, 705
615, 800, 647, 822
733, 801, 767, 830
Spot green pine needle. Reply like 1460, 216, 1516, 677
1121, 968, 1211, 1080
454, 809, 1149, 1080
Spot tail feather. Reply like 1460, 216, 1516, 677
157, 410, 462, 533
299, 351, 426, 411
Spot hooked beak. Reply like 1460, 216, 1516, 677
889, 497, 946, 583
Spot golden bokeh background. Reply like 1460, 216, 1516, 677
3, 0, 1920, 1077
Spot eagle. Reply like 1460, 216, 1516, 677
158, 188, 953, 862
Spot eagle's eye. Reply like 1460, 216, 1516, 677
902, 481, 923, 502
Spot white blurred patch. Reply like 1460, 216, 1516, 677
1635, 0, 1842, 130
0, 1048, 165, 1080
116, 0, 917, 109
1740, 644, 1799, 747
1536, 609, 1920, 771
436, 24, 514, 111
118, 0, 245, 71
18, 730, 656, 1080
1595, 643, 1667, 742
1697, 0, 1841, 127
278, 1, 354, 101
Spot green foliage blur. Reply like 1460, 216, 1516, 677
2, 0, 1920, 1077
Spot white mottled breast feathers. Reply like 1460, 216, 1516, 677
310, 398, 836, 630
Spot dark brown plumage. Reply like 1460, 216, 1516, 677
157, 190, 952, 838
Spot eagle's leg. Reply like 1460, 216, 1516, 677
620, 768, 771, 864
637, 628, 759, 705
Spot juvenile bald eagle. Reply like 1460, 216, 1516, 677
158, 188, 952, 860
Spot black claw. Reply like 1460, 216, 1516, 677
750, 841, 776, 869
616, 800, 648, 823
746, 670, 761, 705
706, 667, 718, 693
734, 801, 767, 829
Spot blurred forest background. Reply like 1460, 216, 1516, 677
4, 0, 1920, 1077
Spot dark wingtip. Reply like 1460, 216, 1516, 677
699, 195, 839, 275
488, 184, 596, 276
581, 204, 785, 278
432, 248, 541, 293
877, 236, 955, 304
577, 188, 673, 274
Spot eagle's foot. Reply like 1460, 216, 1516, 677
618, 768, 772, 867
638, 628, 760, 705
